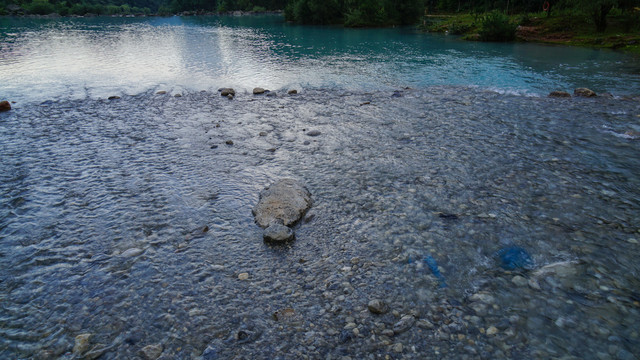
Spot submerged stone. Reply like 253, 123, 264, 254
497, 246, 535, 271
263, 223, 294, 243
367, 299, 389, 314
252, 179, 312, 228
140, 344, 163, 360
549, 91, 571, 98
574, 88, 597, 97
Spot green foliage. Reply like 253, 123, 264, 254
448, 20, 471, 33
24, 0, 55, 14
478, 10, 516, 41
285, 0, 425, 26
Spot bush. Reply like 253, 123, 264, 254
479, 10, 517, 42
24, 0, 56, 15
252, 6, 267, 12
449, 21, 472, 34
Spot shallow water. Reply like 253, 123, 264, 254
1, 86, 639, 359
2, 14, 640, 360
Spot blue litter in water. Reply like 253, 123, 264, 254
497, 246, 535, 270
424, 255, 448, 288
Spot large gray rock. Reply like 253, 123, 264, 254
252, 179, 312, 228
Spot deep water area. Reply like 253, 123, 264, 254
1, 87, 639, 359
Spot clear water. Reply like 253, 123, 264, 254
1, 14, 640, 360
1, 15, 639, 103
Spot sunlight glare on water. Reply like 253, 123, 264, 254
1, 15, 639, 103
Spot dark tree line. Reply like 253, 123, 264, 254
0, 0, 287, 15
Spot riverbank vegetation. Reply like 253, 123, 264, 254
0, 0, 287, 16
1, 0, 639, 52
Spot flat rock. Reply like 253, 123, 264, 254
306, 130, 321, 137
0, 100, 12, 111
253, 87, 266, 94
252, 179, 312, 228
574, 88, 597, 97
549, 91, 571, 98
393, 315, 415, 334
263, 223, 294, 243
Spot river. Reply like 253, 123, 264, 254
1, 14, 639, 360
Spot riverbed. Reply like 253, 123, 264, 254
1, 86, 639, 359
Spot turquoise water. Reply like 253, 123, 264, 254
1, 15, 639, 103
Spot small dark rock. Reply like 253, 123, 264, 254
253, 87, 266, 95
288, 89, 298, 95
548, 91, 571, 98
259, 131, 268, 136
306, 130, 321, 137
225, 140, 234, 145
220, 88, 235, 97
227, 94, 234, 100
0, 100, 11, 112
303, 140, 311, 145
156, 91, 167, 95
574, 88, 597, 97
108, 96, 121, 100
210, 145, 218, 149
392, 90, 403, 98
174, 94, 182, 98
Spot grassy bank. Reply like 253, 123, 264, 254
422, 11, 640, 55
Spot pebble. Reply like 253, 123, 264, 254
140, 344, 164, 360
121, 248, 144, 257
393, 343, 403, 353
225, 140, 234, 145
155, 90, 167, 94
416, 319, 435, 329
73, 333, 92, 354
511, 275, 528, 287
288, 89, 298, 95
238, 273, 249, 280
486, 326, 498, 336
367, 299, 389, 314
306, 130, 321, 137
393, 315, 415, 334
